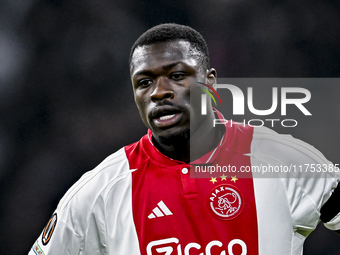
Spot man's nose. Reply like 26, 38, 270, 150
150, 78, 174, 102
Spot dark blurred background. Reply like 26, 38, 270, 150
1, 0, 340, 254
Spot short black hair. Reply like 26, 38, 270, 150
129, 23, 210, 70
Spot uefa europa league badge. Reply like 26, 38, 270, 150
42, 213, 57, 245
208, 184, 244, 220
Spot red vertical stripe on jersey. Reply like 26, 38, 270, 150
126, 123, 258, 255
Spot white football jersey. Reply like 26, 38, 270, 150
29, 115, 340, 255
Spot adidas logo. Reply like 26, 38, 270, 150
148, 201, 173, 219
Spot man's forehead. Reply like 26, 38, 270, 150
130, 40, 201, 73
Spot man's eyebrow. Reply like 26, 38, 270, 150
133, 62, 182, 77
162, 62, 181, 70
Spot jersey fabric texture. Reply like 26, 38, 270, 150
29, 116, 340, 255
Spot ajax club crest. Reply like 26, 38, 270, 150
209, 184, 244, 220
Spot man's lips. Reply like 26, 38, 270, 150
150, 105, 182, 128
153, 113, 182, 128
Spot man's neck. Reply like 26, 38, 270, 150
152, 113, 225, 163
190, 121, 225, 162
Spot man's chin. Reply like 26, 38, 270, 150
155, 128, 190, 147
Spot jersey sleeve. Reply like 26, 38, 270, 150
28, 177, 110, 255
28, 211, 83, 255
28, 168, 112, 255
324, 213, 340, 230
287, 169, 339, 233
252, 126, 340, 234
28, 148, 132, 255
321, 181, 340, 230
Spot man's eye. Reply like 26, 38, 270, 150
138, 79, 153, 88
170, 73, 186, 80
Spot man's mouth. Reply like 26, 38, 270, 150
159, 114, 176, 120
153, 113, 182, 128
150, 105, 184, 128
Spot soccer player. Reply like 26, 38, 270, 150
29, 23, 340, 255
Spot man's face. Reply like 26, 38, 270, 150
130, 40, 214, 142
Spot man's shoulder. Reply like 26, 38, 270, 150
252, 125, 315, 152
250, 126, 329, 165
56, 147, 134, 214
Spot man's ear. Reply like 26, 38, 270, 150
206, 68, 217, 88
